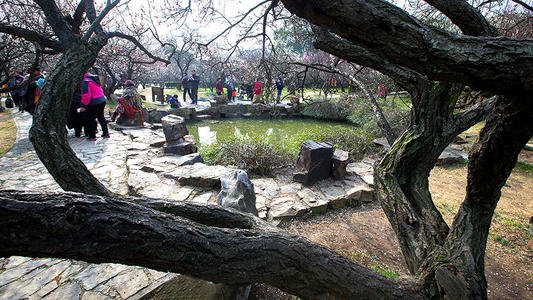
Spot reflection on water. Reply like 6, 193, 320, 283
189, 119, 358, 147
197, 126, 217, 145
196, 125, 277, 146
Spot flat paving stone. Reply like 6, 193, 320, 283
164, 163, 232, 188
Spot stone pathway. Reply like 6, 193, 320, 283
0, 111, 375, 299
0, 112, 177, 299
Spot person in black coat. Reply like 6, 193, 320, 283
67, 87, 87, 137
189, 70, 200, 104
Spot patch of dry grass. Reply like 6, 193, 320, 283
0, 111, 16, 157
429, 164, 533, 299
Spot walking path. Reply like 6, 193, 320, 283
0, 110, 375, 299
0, 112, 176, 299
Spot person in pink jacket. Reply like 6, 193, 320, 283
79, 72, 109, 140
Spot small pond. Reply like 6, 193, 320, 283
188, 118, 370, 157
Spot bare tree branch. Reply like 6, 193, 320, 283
83, 0, 121, 40
106, 32, 170, 65
0, 23, 64, 51
201, 0, 271, 47
510, 0, 533, 12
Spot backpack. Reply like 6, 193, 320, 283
5, 97, 14, 108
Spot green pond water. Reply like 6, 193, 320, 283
188, 118, 366, 155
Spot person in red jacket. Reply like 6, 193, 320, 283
79, 72, 109, 140
252, 78, 263, 104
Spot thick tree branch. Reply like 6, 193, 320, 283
311, 26, 421, 93
0, 23, 64, 51
33, 0, 78, 45
0, 190, 422, 299
433, 94, 533, 298
447, 97, 496, 137
133, 198, 277, 232
423, 0, 497, 36
70, 0, 87, 32
281, 0, 533, 94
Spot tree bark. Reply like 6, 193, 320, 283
29, 38, 112, 196
422, 0, 497, 36
0, 190, 423, 299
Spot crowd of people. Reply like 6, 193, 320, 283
2, 68, 289, 141
213, 74, 284, 104
68, 74, 144, 140
3, 67, 45, 115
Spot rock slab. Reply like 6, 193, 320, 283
163, 138, 197, 156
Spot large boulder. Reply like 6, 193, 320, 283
217, 170, 258, 216
293, 140, 334, 185
144, 108, 167, 123
331, 149, 350, 179
165, 164, 233, 188
161, 115, 188, 143
173, 107, 196, 120
436, 147, 468, 165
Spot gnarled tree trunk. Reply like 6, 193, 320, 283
423, 94, 533, 298
375, 82, 461, 274
29, 37, 112, 196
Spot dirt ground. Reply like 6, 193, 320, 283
255, 152, 533, 299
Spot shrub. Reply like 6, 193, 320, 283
201, 135, 292, 176
201, 122, 376, 172
301, 97, 356, 121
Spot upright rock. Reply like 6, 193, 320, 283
331, 149, 350, 179
293, 140, 334, 185
217, 170, 258, 216
216, 169, 257, 299
161, 115, 197, 156
162, 115, 188, 142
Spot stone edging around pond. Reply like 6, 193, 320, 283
118, 126, 376, 222
144, 103, 300, 123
